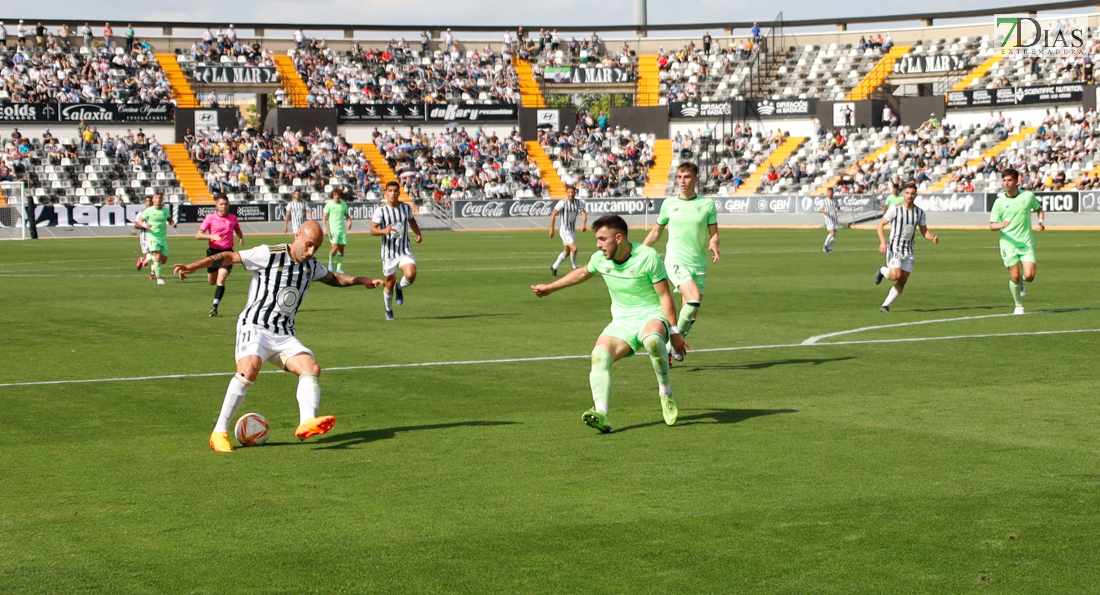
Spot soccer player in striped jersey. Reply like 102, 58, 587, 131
642, 161, 719, 361
819, 186, 842, 253
135, 195, 153, 273
283, 189, 313, 235
195, 195, 244, 317
873, 182, 939, 313
989, 168, 1044, 314
173, 220, 383, 453
370, 181, 422, 321
548, 184, 587, 276
532, 215, 688, 433
322, 188, 352, 273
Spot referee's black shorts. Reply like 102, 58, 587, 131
207, 247, 235, 273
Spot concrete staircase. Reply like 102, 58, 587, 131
526, 141, 567, 198
636, 56, 661, 106
353, 143, 399, 187
513, 58, 546, 108
848, 46, 910, 100
274, 55, 309, 108
734, 137, 806, 195
925, 126, 1037, 192
164, 144, 212, 204
950, 53, 1005, 91
642, 139, 672, 198
818, 142, 897, 194
155, 54, 198, 108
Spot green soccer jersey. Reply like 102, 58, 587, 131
586, 243, 668, 319
990, 190, 1041, 247
657, 195, 718, 269
139, 206, 172, 238
885, 194, 903, 207
323, 200, 349, 233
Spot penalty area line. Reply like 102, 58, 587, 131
2, 328, 1098, 388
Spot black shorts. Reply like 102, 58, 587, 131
207, 247, 234, 273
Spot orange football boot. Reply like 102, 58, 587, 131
210, 431, 234, 452
295, 416, 336, 441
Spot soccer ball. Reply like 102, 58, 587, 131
234, 413, 271, 446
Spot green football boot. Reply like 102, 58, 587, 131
660, 393, 678, 426
582, 409, 613, 434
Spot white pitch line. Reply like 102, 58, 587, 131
801, 307, 1100, 345
2, 328, 1098, 389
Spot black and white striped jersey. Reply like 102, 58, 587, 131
553, 199, 586, 233
237, 244, 329, 335
371, 202, 415, 260
821, 198, 839, 227
286, 201, 308, 233
884, 204, 926, 258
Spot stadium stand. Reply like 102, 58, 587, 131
966, 31, 1098, 88
185, 127, 383, 203
1, 128, 183, 204
655, 41, 761, 104
0, 43, 174, 105
291, 38, 520, 107
372, 127, 547, 201
770, 41, 890, 100
538, 123, 656, 198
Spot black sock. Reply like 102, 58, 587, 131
213, 285, 225, 306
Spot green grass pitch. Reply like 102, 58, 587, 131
1, 227, 1099, 594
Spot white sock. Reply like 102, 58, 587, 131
882, 286, 900, 307
825, 234, 836, 248
383, 290, 394, 311
569, 252, 578, 269
296, 373, 321, 424
213, 373, 252, 432
879, 266, 889, 277
552, 251, 567, 269
398, 277, 411, 289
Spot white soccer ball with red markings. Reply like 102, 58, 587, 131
234, 413, 271, 446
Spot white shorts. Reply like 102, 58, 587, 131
382, 253, 417, 276
823, 216, 838, 231
235, 325, 314, 369
139, 231, 149, 253
887, 252, 915, 273
559, 228, 577, 245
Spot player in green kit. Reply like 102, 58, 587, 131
532, 215, 688, 433
989, 168, 1044, 314
322, 188, 352, 273
884, 183, 903, 211
642, 161, 719, 360
134, 192, 176, 285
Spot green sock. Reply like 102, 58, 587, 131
642, 333, 671, 394
678, 301, 701, 337
589, 348, 612, 414
328, 254, 334, 270
337, 254, 345, 270
1010, 279, 1023, 307
152, 260, 162, 279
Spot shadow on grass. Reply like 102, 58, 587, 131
614, 408, 797, 433
311, 420, 522, 449
408, 313, 520, 320
682, 356, 856, 372
908, 305, 998, 313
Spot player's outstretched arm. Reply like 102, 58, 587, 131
174, 251, 242, 280
920, 226, 939, 244
655, 278, 689, 355
876, 217, 890, 255
580, 211, 587, 232
1035, 208, 1045, 231
319, 271, 383, 288
548, 210, 558, 238
531, 267, 591, 297
641, 223, 665, 247
409, 216, 422, 243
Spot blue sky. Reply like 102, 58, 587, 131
1, 0, 1075, 32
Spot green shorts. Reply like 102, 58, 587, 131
666, 262, 706, 295
147, 235, 169, 256
329, 229, 347, 245
600, 309, 669, 355
999, 241, 1036, 268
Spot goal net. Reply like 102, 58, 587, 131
0, 181, 29, 240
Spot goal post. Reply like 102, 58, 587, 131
0, 181, 30, 240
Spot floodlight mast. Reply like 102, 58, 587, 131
636, 0, 647, 36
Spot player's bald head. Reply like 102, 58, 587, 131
291, 221, 324, 262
